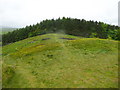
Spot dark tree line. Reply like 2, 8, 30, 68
2, 17, 120, 45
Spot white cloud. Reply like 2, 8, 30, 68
0, 0, 119, 28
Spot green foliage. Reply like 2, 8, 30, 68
90, 33, 97, 38
2, 17, 120, 45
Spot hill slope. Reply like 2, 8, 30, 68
2, 33, 118, 88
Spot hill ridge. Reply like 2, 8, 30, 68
2, 17, 120, 45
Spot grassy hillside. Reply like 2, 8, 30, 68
2, 33, 118, 88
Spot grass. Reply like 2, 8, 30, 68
2, 33, 119, 88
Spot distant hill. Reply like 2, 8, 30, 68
0, 27, 17, 35
2, 17, 120, 45
0, 26, 13, 28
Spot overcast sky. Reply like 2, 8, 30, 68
0, 0, 119, 28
